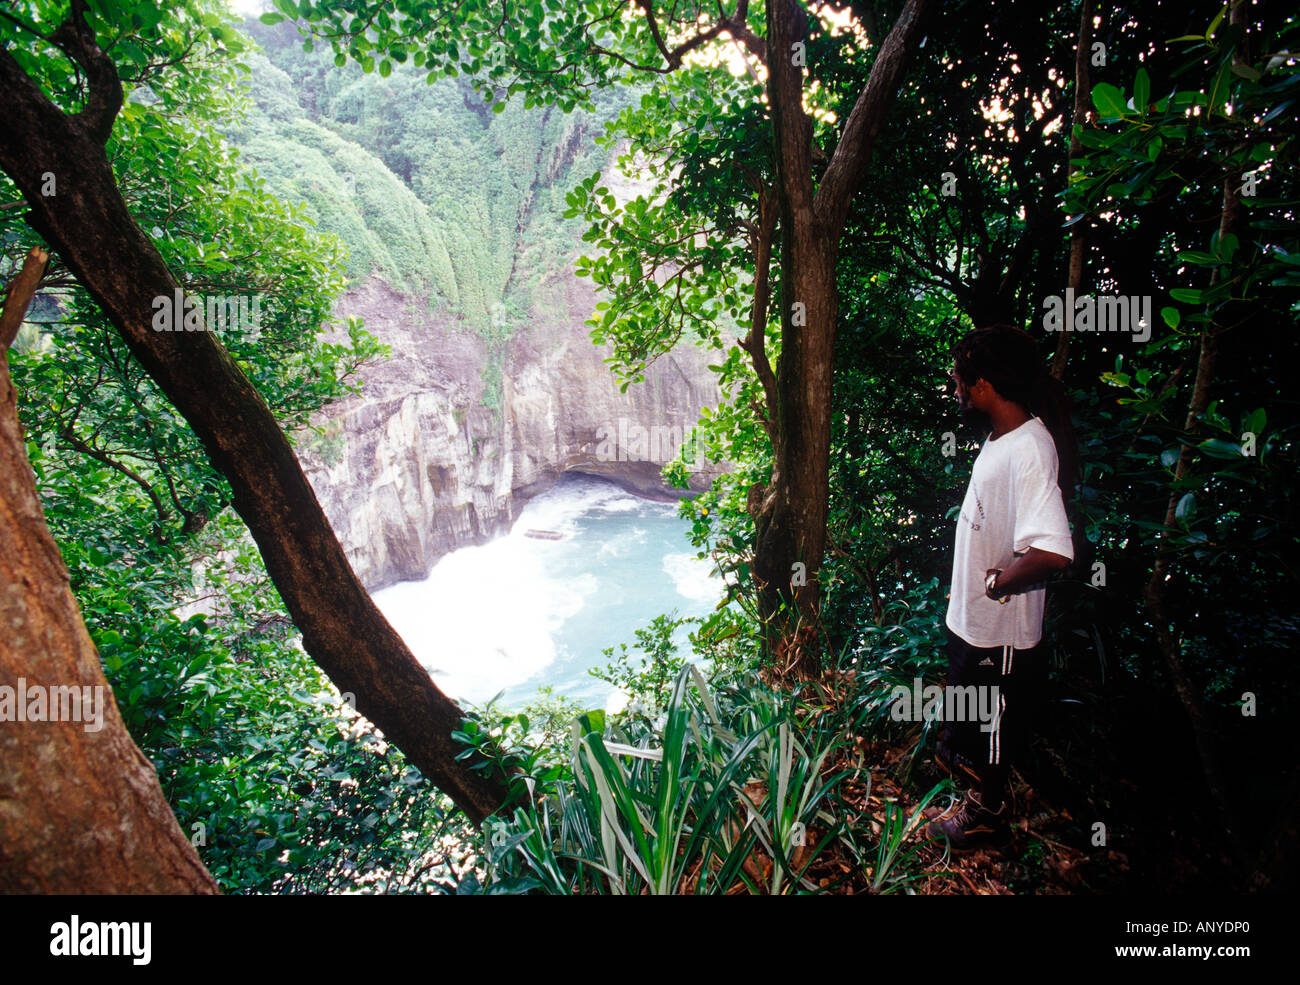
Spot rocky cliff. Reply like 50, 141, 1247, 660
234, 41, 727, 591
300, 271, 724, 591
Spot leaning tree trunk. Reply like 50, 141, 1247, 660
0, 7, 511, 823
754, 0, 933, 677
1, 249, 219, 893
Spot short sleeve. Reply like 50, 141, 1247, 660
1012, 437, 1074, 559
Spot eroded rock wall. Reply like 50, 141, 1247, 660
301, 274, 724, 591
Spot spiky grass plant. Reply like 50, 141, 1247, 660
467, 662, 946, 894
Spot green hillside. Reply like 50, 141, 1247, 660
231, 21, 632, 338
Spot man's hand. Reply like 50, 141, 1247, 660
986, 548, 1072, 599
985, 568, 1008, 600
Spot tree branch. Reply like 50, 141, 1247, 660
48, 0, 122, 144
813, 0, 933, 233
0, 246, 49, 350
736, 191, 780, 439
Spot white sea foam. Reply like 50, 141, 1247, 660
598, 526, 647, 558
590, 495, 642, 513
512, 475, 644, 534
373, 479, 615, 703
372, 474, 721, 706
372, 539, 584, 703
663, 551, 723, 602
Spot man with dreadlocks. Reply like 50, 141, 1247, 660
925, 324, 1078, 850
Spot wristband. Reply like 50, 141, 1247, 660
986, 570, 1011, 604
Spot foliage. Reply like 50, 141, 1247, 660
1060, 10, 1300, 710
239, 18, 632, 339
589, 611, 698, 720
463, 664, 947, 895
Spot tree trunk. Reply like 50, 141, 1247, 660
0, 8, 511, 824
756, 0, 932, 677
754, 228, 836, 677
1, 254, 219, 893
1050, 0, 1095, 381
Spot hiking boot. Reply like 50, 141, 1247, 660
923, 791, 1011, 851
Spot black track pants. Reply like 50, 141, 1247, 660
941, 625, 1046, 772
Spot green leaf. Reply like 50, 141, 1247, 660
1160, 306, 1181, 328
1175, 492, 1196, 521
1206, 63, 1231, 115
1205, 3, 1227, 40
1091, 82, 1128, 119
1261, 101, 1293, 125
1134, 67, 1150, 113
1198, 438, 1244, 459
1169, 288, 1203, 304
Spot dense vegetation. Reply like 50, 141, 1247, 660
1, 0, 1295, 894
234, 21, 631, 334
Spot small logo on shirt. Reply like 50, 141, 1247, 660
978, 657, 994, 667
959, 486, 985, 532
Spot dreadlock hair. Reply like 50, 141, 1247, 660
952, 323, 1080, 502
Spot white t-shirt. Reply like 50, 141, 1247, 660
945, 415, 1074, 649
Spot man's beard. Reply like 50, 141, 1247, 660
956, 394, 991, 435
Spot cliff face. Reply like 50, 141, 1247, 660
301, 273, 724, 591
234, 36, 724, 590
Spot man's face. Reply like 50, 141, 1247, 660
951, 364, 990, 429
951, 365, 976, 410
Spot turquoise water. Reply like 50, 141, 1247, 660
371, 474, 723, 710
